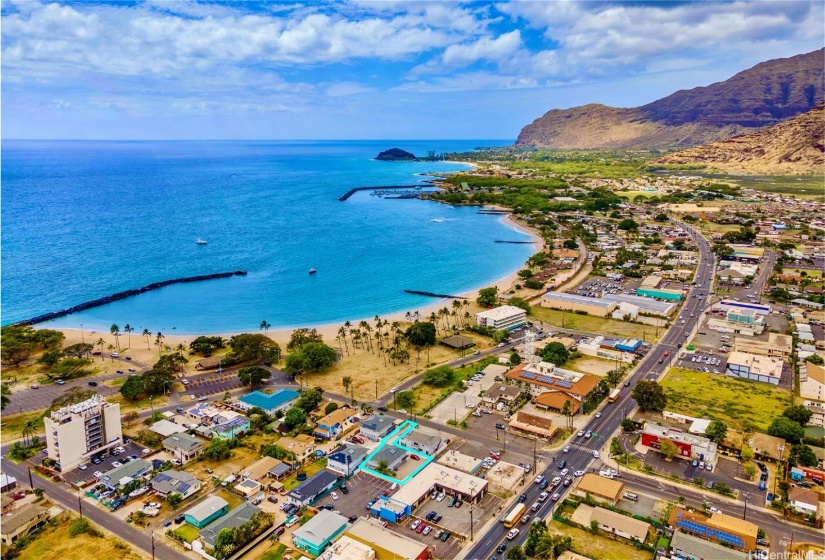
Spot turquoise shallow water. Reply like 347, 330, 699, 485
1, 140, 533, 334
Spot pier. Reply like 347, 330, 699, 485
338, 185, 437, 201
404, 289, 467, 300
14, 270, 248, 326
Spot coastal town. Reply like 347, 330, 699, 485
2, 152, 824, 560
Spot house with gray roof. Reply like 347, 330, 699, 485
398, 428, 441, 456
287, 469, 338, 506
360, 415, 395, 441
184, 495, 228, 529
150, 470, 201, 500
366, 445, 406, 472
327, 443, 369, 475
199, 502, 265, 548
670, 530, 749, 560
98, 458, 152, 490
162, 432, 204, 464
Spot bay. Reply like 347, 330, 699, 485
1, 140, 533, 334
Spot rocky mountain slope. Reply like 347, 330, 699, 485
516, 49, 824, 149
655, 105, 824, 175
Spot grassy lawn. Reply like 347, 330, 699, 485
1, 409, 46, 444
110, 393, 169, 411
13, 516, 146, 560
407, 357, 498, 415
661, 368, 791, 432
548, 520, 650, 560
283, 457, 328, 492
616, 190, 659, 199
171, 524, 200, 543
260, 544, 288, 560
786, 268, 823, 279
217, 489, 246, 510
531, 306, 654, 341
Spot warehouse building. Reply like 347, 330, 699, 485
601, 293, 676, 316
636, 287, 683, 301
392, 463, 488, 508
732, 334, 793, 359
726, 351, 783, 385
667, 510, 757, 551
540, 292, 617, 317
669, 530, 749, 560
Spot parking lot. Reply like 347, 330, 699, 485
62, 440, 149, 486
675, 351, 727, 375
313, 471, 393, 520
638, 451, 764, 499
447, 417, 536, 468
572, 278, 636, 298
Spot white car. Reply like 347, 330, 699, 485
331, 492, 339, 501
563, 446, 570, 453
595, 412, 602, 418
78, 464, 88, 471
436, 492, 446, 502
111, 461, 122, 468
592, 450, 599, 458
560, 468, 569, 476
398, 409, 407, 414
535, 475, 544, 484
55, 379, 66, 385
577, 430, 585, 437
94, 471, 103, 478
574, 470, 585, 477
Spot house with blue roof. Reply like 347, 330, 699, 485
239, 389, 300, 416
360, 415, 395, 441
327, 443, 369, 475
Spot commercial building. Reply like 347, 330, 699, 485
288, 469, 339, 506
360, 415, 396, 442
238, 388, 300, 415
508, 411, 558, 440
577, 336, 637, 364
713, 300, 771, 316
727, 245, 764, 263
0, 504, 50, 546
314, 408, 359, 440
319, 535, 375, 560
572, 474, 624, 506
162, 433, 204, 464
636, 287, 683, 301
327, 444, 369, 475
707, 317, 763, 337
667, 509, 757, 551
475, 305, 527, 330
392, 462, 488, 508
749, 433, 787, 462
151, 470, 202, 500
669, 530, 749, 560
640, 275, 663, 289
345, 518, 429, 560
641, 424, 718, 465
436, 450, 484, 475
184, 496, 229, 529
397, 427, 441, 456
725, 309, 765, 331
662, 412, 711, 435
571, 504, 651, 543
540, 292, 617, 317
726, 351, 783, 385
485, 461, 526, 493
293, 510, 350, 556
800, 362, 825, 428
199, 503, 265, 549
732, 333, 793, 360
506, 362, 601, 415
98, 458, 152, 490
44, 394, 122, 471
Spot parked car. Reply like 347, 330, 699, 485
88, 381, 98, 387
410, 520, 421, 530
440, 531, 451, 542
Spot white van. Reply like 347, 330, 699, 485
598, 470, 614, 479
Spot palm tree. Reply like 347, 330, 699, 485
155, 332, 165, 356
96, 337, 106, 360
107, 344, 115, 360
260, 320, 271, 335
22, 419, 37, 446
176, 343, 186, 356
342, 376, 353, 400
352, 330, 362, 350
404, 311, 412, 323
110, 324, 120, 349
142, 328, 151, 350
429, 312, 439, 334
124, 324, 134, 348
337, 326, 349, 355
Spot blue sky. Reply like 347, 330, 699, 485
2, 0, 822, 140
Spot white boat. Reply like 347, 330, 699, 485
196, 238, 207, 245
309, 268, 317, 274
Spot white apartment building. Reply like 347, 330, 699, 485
44, 395, 122, 471
475, 305, 526, 330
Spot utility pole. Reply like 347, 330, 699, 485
78, 491, 84, 519
742, 493, 749, 521
533, 438, 537, 469
151, 531, 156, 560
27, 467, 34, 488
469, 506, 474, 541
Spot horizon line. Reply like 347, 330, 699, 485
3, 138, 516, 143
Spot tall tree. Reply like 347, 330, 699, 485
110, 324, 120, 349
631, 380, 667, 412
260, 320, 271, 335
155, 332, 165, 356
142, 328, 151, 350
704, 420, 728, 444
238, 366, 272, 390
124, 324, 134, 348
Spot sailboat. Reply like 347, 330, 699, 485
196, 238, 208, 245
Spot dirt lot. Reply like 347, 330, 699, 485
566, 356, 616, 377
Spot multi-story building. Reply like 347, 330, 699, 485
505, 362, 600, 415
475, 305, 527, 330
360, 415, 395, 442
314, 408, 358, 440
44, 395, 122, 471
726, 351, 783, 385
732, 333, 793, 360
667, 510, 757, 552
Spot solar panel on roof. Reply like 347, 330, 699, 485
178, 483, 190, 493
537, 375, 554, 384
520, 371, 537, 380
556, 380, 573, 388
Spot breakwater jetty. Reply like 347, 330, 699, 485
339, 185, 436, 201
14, 270, 248, 326
478, 209, 509, 214
404, 289, 467, 300
495, 240, 536, 244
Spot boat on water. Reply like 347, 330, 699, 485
309, 268, 317, 274
196, 238, 207, 245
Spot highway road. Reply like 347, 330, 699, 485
464, 222, 717, 560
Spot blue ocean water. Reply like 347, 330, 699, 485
1, 140, 533, 334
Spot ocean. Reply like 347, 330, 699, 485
1, 140, 534, 334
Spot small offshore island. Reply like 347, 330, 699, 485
375, 147, 418, 161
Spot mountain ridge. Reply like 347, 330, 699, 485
515, 49, 825, 149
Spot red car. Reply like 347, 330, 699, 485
410, 454, 420, 461
416, 523, 427, 534
11, 493, 26, 500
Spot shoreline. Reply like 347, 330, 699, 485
43, 213, 542, 346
